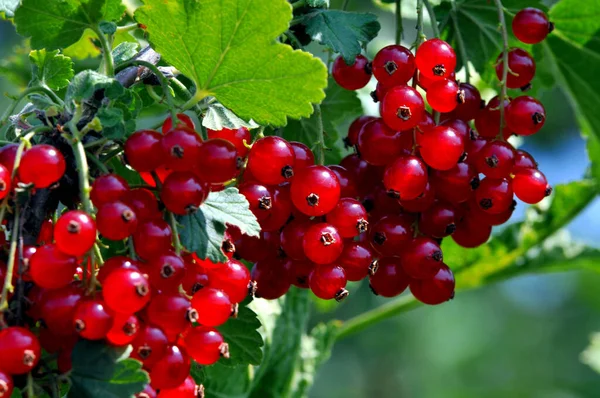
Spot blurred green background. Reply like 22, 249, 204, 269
2, 0, 600, 396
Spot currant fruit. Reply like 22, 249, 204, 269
417, 125, 464, 170
369, 214, 414, 257
290, 165, 341, 217
195, 138, 241, 184
427, 78, 462, 113
369, 257, 410, 297
183, 326, 226, 365
207, 127, 251, 158
90, 174, 130, 207
54, 210, 96, 256
29, 244, 78, 289
357, 118, 407, 165
18, 144, 66, 188
409, 263, 455, 305
475, 178, 514, 214
332, 54, 372, 90
162, 113, 195, 133
495, 48, 536, 89
326, 198, 368, 238
419, 201, 460, 238
338, 241, 374, 281
149, 345, 190, 390
247, 136, 295, 185
512, 7, 552, 44
309, 263, 348, 301
474, 140, 515, 179
383, 155, 428, 200
415, 38, 457, 80
0, 327, 41, 375
513, 168, 550, 204
208, 259, 251, 303
191, 288, 232, 327
160, 171, 208, 215
506, 96, 545, 136
380, 85, 425, 131
125, 130, 164, 172
102, 268, 151, 314
73, 299, 114, 340
372, 44, 415, 87
290, 141, 315, 170
401, 237, 443, 279
97, 201, 138, 240
132, 219, 173, 260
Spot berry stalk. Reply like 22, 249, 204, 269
422, 0, 440, 37
450, 0, 471, 83
0, 203, 20, 313
395, 0, 403, 45
494, 0, 510, 138
92, 25, 115, 77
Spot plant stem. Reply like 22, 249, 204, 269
314, 104, 326, 165
116, 23, 139, 33
292, 0, 307, 10
72, 140, 94, 215
171, 77, 193, 101
494, 0, 509, 138
423, 0, 440, 37
342, 0, 351, 10
100, 147, 123, 163
86, 151, 110, 174
450, 0, 470, 83
92, 26, 115, 77
168, 212, 182, 255
395, 0, 403, 44
0, 203, 20, 313
414, 0, 425, 47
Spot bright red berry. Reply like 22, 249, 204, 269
90, 174, 130, 207
326, 198, 368, 238
506, 96, 545, 136
475, 178, 514, 214
383, 155, 428, 200
102, 268, 151, 314
73, 299, 113, 340
131, 325, 169, 368
332, 55, 372, 90
372, 45, 415, 87
0, 371, 13, 397
474, 140, 515, 179
303, 223, 344, 265
161, 171, 208, 215
346, 116, 377, 148
290, 141, 315, 170
328, 165, 358, 199
162, 113, 195, 133
415, 38, 456, 80
291, 166, 340, 217
158, 375, 198, 398
369, 257, 409, 297
149, 345, 190, 390
256, 184, 292, 232
474, 96, 512, 139
512, 8, 552, 44
0, 327, 41, 375
146, 293, 196, 338
427, 78, 461, 113
401, 237, 443, 279
18, 144, 65, 188
207, 127, 251, 158
54, 210, 96, 256
247, 136, 295, 185
417, 125, 464, 170
410, 263, 455, 305
39, 285, 83, 336
208, 259, 251, 304
97, 256, 139, 284
133, 220, 172, 260
191, 288, 232, 327
146, 251, 186, 292
183, 326, 226, 365
161, 127, 203, 171
106, 313, 140, 346
357, 118, 407, 166
309, 263, 348, 301
496, 48, 536, 89
338, 242, 374, 281
195, 138, 241, 184
445, 82, 482, 121
380, 85, 425, 131
125, 130, 164, 172
513, 168, 550, 204
29, 244, 77, 289
97, 201, 138, 240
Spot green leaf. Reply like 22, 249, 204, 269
68, 340, 148, 398
249, 288, 310, 398
66, 70, 123, 106
299, 10, 380, 64
97, 87, 143, 140
201, 363, 251, 398
99, 20, 117, 35
112, 42, 139, 64
202, 103, 259, 131
0, 44, 34, 88
0, 0, 18, 18
63, 29, 102, 60
14, 0, 125, 50
29, 49, 74, 91
218, 305, 264, 366
177, 188, 260, 263
135, 0, 328, 126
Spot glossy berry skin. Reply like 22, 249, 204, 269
290, 141, 315, 170
158, 375, 198, 398
73, 299, 113, 340
496, 48, 536, 89
97, 201, 138, 240
91, 174, 130, 207
476, 178, 514, 214
328, 165, 358, 199
97, 256, 139, 284
440, 119, 470, 143
149, 345, 190, 390
161, 172, 208, 215
346, 116, 377, 147
39, 285, 83, 337
513, 150, 537, 173
146, 252, 186, 292
251, 256, 292, 299
419, 201, 460, 238
303, 223, 344, 265
280, 220, 311, 261
309, 264, 347, 301
369, 215, 414, 257
239, 182, 276, 225
288, 260, 314, 288
338, 242, 373, 281
146, 294, 194, 338
357, 118, 406, 166
415, 38, 457, 80
513, 168, 549, 204
29, 244, 77, 289
380, 85, 425, 131
247, 136, 295, 185
106, 314, 140, 346
418, 126, 464, 171
430, 163, 479, 205
258, 184, 292, 232
131, 325, 169, 368
0, 371, 13, 397
191, 288, 232, 327
410, 264, 455, 305
417, 71, 455, 91
207, 127, 251, 158
400, 182, 436, 213
383, 155, 428, 200
506, 96, 545, 136
102, 268, 151, 314
401, 237, 443, 279
427, 79, 461, 113
0, 143, 18, 172
475, 140, 515, 179
475, 96, 512, 139
162, 113, 195, 133
161, 127, 203, 171
291, 165, 340, 217
54, 210, 96, 256
0, 327, 41, 375
125, 188, 161, 222
453, 213, 492, 248
19, 144, 66, 189
369, 257, 410, 297
125, 130, 164, 172
332, 55, 371, 90
326, 198, 368, 238
372, 45, 415, 87
447, 83, 482, 121
133, 220, 172, 260
195, 138, 241, 184
0, 164, 11, 200
208, 259, 251, 303
183, 326, 225, 365
512, 8, 552, 44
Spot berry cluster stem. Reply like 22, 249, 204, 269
494, 0, 509, 138
314, 104, 326, 166
168, 212, 183, 255
395, 0, 403, 45
450, 0, 471, 83
422, 0, 440, 37
92, 25, 115, 77
0, 203, 20, 314
414, 0, 425, 47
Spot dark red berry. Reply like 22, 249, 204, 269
380, 85, 425, 131
357, 118, 407, 166
372, 45, 415, 87
97, 201, 138, 240
383, 155, 428, 200
338, 241, 373, 281
247, 136, 295, 185
409, 264, 455, 305
133, 219, 172, 260
289, 260, 315, 288
496, 48, 536, 89
474, 140, 515, 179
146, 251, 186, 292
131, 324, 168, 368
149, 345, 190, 390
512, 8, 552, 44
0, 371, 13, 397
162, 113, 195, 133
400, 181, 436, 213
401, 237, 443, 279
474, 96, 512, 139
257, 184, 292, 232
106, 313, 140, 346
513, 168, 550, 204
91, 174, 130, 207
54, 210, 96, 256
346, 116, 377, 147
303, 223, 343, 265
29, 244, 77, 289
73, 299, 113, 340
506, 96, 545, 136
97, 256, 139, 284
280, 220, 311, 261
291, 165, 340, 217
146, 293, 195, 337
0, 164, 11, 200
290, 141, 315, 170
430, 162, 479, 205
195, 138, 241, 184
251, 255, 292, 299
369, 257, 409, 297
0, 327, 41, 375
125, 188, 161, 221
207, 127, 251, 158
332, 55, 371, 90
125, 130, 164, 172
161, 171, 208, 215
453, 211, 491, 250
369, 214, 414, 257
475, 178, 514, 214
445, 83, 481, 121
326, 198, 368, 238
208, 259, 251, 303
415, 38, 456, 80
328, 165, 358, 199
419, 201, 460, 238
309, 264, 348, 301
39, 285, 83, 337
512, 149, 537, 173
161, 127, 203, 171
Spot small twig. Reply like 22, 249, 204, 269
395, 0, 403, 44
314, 104, 326, 166
423, 0, 440, 37
494, 0, 509, 138
92, 25, 115, 77
116, 23, 140, 33
342, 0, 351, 10
168, 212, 182, 255
450, 0, 470, 83
0, 203, 20, 313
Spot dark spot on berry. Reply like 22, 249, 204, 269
281, 165, 294, 179
191, 282, 204, 294
479, 198, 493, 210
306, 193, 319, 207
469, 129, 479, 141
445, 223, 456, 235
123, 321, 138, 336
433, 64, 446, 77
320, 232, 335, 246
185, 204, 199, 214
231, 303, 239, 318
485, 154, 499, 168
364, 62, 373, 75
548, 21, 555, 33
370, 90, 379, 103
545, 185, 553, 197
356, 218, 369, 233
335, 288, 349, 302
258, 196, 272, 210
171, 145, 184, 158
386, 189, 400, 199
74, 319, 85, 333
457, 89, 466, 104
384, 61, 398, 75
532, 112, 545, 125
373, 231, 387, 246
520, 83, 532, 92
397, 106, 412, 121
432, 250, 443, 262
121, 209, 135, 222
186, 308, 199, 322
368, 260, 379, 276
138, 345, 152, 359
222, 239, 235, 255
470, 176, 480, 190
67, 220, 81, 234
160, 264, 174, 278
219, 342, 230, 359
459, 152, 468, 163
135, 283, 149, 297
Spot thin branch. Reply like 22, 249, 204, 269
168, 212, 182, 255
423, 0, 440, 37
314, 104, 325, 166
395, 0, 403, 45
92, 25, 115, 77
450, 0, 471, 83
0, 203, 20, 313
494, 0, 509, 138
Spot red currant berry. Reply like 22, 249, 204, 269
326, 198, 368, 238
380, 85, 425, 131
466, 132, 489, 158
106, 313, 140, 346
161, 171, 208, 215
445, 83, 482, 121
0, 327, 41, 375
162, 113, 195, 133
291, 165, 340, 216
54, 210, 96, 256
417, 71, 455, 91
131, 325, 169, 368
372, 45, 415, 87
147, 293, 196, 338
475, 178, 514, 214
513, 168, 550, 204
182, 326, 225, 365
208, 259, 251, 303
195, 138, 241, 184
400, 181, 436, 212
475, 140, 515, 179
19, 144, 66, 188
125, 188, 161, 221
39, 285, 83, 336
357, 118, 407, 165
346, 116, 377, 148
158, 375, 198, 398
290, 141, 315, 170
309, 264, 348, 301
427, 78, 461, 113
207, 127, 251, 158
280, 220, 311, 261
240, 182, 274, 223
182, 263, 210, 296
369, 214, 414, 256
512, 8, 552, 44
289, 260, 315, 288
257, 184, 292, 232
496, 48, 536, 89
97, 256, 139, 284
103, 268, 151, 314
383, 155, 428, 200
73, 299, 113, 340
125, 130, 164, 172
0, 144, 17, 172
161, 127, 202, 171
91, 174, 130, 207
247, 136, 295, 185
149, 345, 190, 390
37, 218, 54, 245
303, 223, 344, 265
464, 197, 515, 227
251, 255, 292, 299
409, 263, 455, 305
146, 251, 186, 291
328, 165, 358, 198
191, 288, 232, 326
415, 38, 457, 80
339, 154, 369, 194
0, 371, 13, 397
506, 96, 545, 136
29, 244, 77, 289
401, 237, 443, 279
133, 219, 172, 260
474, 96, 512, 139
0, 164, 10, 200
97, 201, 138, 240
338, 241, 373, 281
332, 55, 372, 90
372, 82, 391, 103
369, 257, 409, 297
512, 149, 537, 173
417, 125, 464, 170
430, 162, 479, 205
